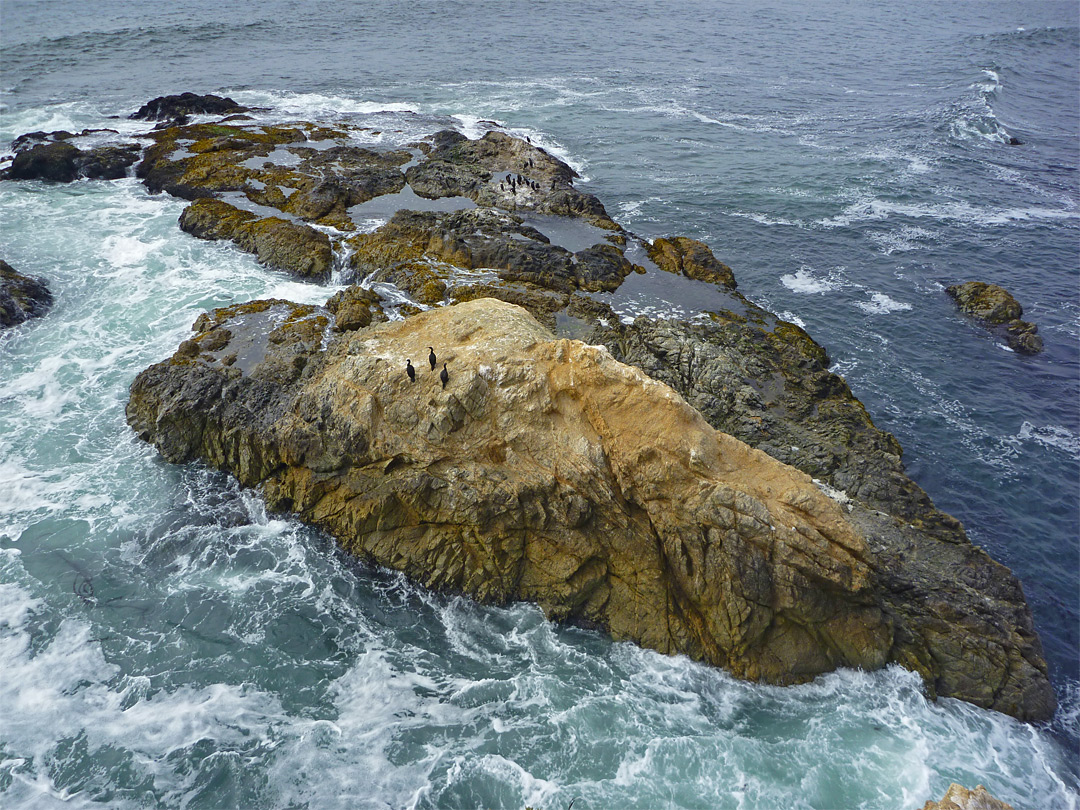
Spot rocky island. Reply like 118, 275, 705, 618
5, 94, 1056, 721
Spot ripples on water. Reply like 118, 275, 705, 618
1, 0, 1078, 807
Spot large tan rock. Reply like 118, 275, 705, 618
128, 297, 893, 684
126, 298, 1055, 719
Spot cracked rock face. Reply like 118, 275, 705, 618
126, 297, 1054, 720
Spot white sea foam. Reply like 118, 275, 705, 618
863, 145, 934, 176
729, 210, 803, 227
855, 292, 913, 315
778, 311, 807, 329
818, 196, 1080, 229
780, 265, 846, 294
234, 90, 418, 118
1018, 422, 1080, 459
866, 224, 936, 255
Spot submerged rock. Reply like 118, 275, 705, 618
946, 281, 1043, 354
1, 259, 53, 328
127, 297, 1055, 721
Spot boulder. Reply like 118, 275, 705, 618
946, 281, 1043, 354
179, 198, 334, 280
325, 285, 387, 331
126, 297, 1054, 721
920, 784, 1014, 810
0, 259, 53, 328
130, 92, 249, 121
2, 139, 140, 183
647, 236, 737, 290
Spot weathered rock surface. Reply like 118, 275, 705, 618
1, 259, 53, 328
126, 297, 1054, 721
346, 208, 635, 293
647, 236, 737, 290
179, 198, 334, 280
131, 92, 249, 122
3, 137, 140, 182
10, 96, 1054, 721
946, 281, 1043, 354
405, 129, 618, 229
920, 784, 1014, 810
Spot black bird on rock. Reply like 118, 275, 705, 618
406, 359, 415, 381
428, 347, 437, 371
440, 363, 449, 389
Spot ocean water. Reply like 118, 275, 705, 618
1, 1, 1078, 808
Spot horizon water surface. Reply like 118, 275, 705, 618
1, 1, 1078, 808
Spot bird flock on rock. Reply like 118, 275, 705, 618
405, 346, 449, 389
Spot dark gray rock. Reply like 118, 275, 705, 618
131, 93, 249, 121
1, 259, 53, 328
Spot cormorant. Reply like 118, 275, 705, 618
428, 347, 437, 371
406, 359, 415, 381
440, 363, 449, 389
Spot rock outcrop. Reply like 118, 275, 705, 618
946, 281, 1043, 354
130, 92, 249, 122
405, 129, 617, 228
3, 133, 140, 182
179, 198, 334, 281
126, 297, 1055, 721
1, 259, 53, 328
346, 208, 634, 293
920, 784, 1014, 810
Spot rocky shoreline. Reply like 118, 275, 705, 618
4, 94, 1057, 721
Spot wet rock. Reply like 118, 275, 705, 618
407, 129, 618, 228
3, 139, 140, 182
136, 121, 302, 199
179, 198, 333, 280
6, 141, 81, 182
647, 236, 737, 290
346, 208, 632, 293
127, 297, 1054, 722
131, 92, 249, 121
920, 784, 1014, 810
1, 259, 53, 328
946, 281, 1043, 354
325, 285, 387, 331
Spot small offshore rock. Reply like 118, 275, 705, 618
3, 137, 140, 182
131, 92, 248, 121
325, 285, 387, 331
647, 236, 737, 290
920, 783, 1014, 810
946, 281, 1043, 353
1, 259, 53, 328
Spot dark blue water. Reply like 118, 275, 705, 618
1, 1, 1077, 807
